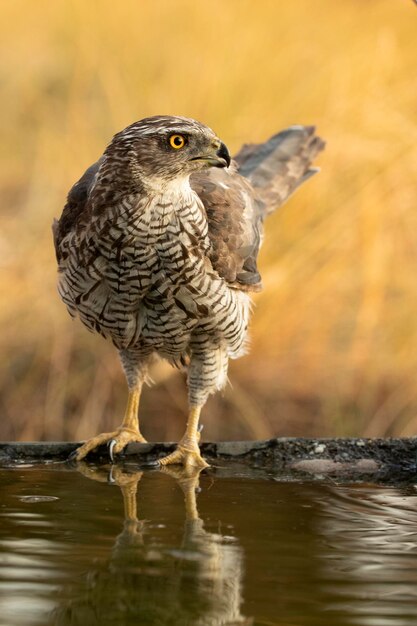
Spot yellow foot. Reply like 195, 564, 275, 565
158, 436, 209, 469
69, 427, 147, 462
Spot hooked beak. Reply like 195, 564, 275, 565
190, 141, 231, 169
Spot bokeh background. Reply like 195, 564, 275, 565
1, 0, 416, 443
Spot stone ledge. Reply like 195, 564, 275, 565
1, 438, 417, 483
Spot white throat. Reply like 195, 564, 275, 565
142, 174, 192, 198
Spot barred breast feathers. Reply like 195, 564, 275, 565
56, 175, 251, 357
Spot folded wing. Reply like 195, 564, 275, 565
192, 125, 325, 292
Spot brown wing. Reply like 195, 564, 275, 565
234, 125, 325, 214
52, 158, 102, 262
191, 125, 325, 292
191, 163, 264, 292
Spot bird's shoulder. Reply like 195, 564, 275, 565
52, 158, 103, 261
191, 162, 264, 292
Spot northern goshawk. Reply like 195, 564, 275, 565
53, 115, 324, 467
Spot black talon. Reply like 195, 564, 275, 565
67, 448, 80, 463
108, 439, 117, 463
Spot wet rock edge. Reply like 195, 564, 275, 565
1, 438, 417, 484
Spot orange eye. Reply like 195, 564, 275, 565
169, 134, 186, 149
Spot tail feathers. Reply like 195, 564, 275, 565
234, 125, 325, 215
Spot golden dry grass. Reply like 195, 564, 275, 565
1, 0, 416, 442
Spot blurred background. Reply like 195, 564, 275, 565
1, 0, 416, 443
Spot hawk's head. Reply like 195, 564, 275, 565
104, 115, 230, 189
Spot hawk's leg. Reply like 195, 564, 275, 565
159, 405, 209, 469
70, 353, 149, 462
158, 348, 228, 469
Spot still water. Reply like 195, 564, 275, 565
1, 464, 417, 626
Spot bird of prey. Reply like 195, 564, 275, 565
53, 115, 324, 468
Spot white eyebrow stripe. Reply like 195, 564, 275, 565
137, 126, 211, 137
115, 117, 219, 144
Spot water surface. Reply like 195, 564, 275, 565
1, 464, 417, 626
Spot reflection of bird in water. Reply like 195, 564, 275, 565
53, 115, 324, 468
52, 466, 251, 626
161, 466, 250, 626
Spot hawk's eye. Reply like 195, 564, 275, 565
169, 134, 186, 150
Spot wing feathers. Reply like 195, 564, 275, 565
53, 158, 102, 262
234, 125, 325, 213
195, 125, 324, 291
